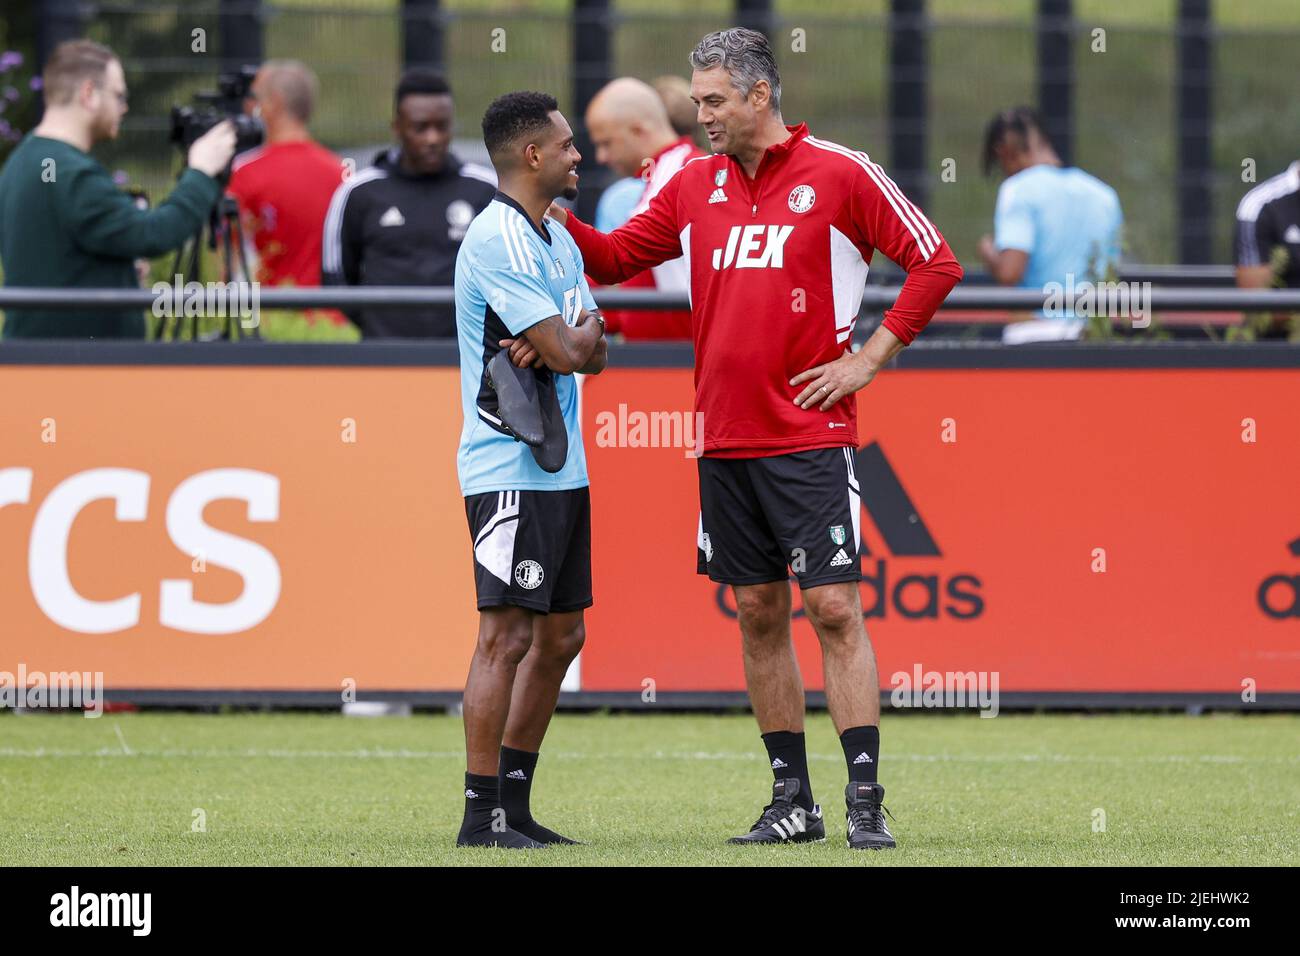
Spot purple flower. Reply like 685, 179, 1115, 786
3, 87, 17, 102
0, 51, 22, 72
29, 77, 42, 91
0, 120, 11, 137
113, 169, 128, 186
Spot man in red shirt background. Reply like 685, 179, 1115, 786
584, 77, 704, 339
552, 28, 962, 850
227, 60, 346, 325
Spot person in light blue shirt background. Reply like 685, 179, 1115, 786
594, 176, 643, 233
979, 107, 1124, 343
591, 72, 702, 235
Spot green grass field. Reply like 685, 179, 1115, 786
1, 711, 1296, 866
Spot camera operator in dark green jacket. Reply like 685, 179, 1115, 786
0, 39, 236, 339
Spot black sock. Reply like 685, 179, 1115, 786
457, 772, 502, 839
499, 746, 540, 826
761, 730, 815, 811
840, 725, 880, 784
498, 747, 577, 844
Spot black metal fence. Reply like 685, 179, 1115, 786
17, 0, 1300, 269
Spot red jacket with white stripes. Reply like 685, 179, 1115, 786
566, 122, 964, 457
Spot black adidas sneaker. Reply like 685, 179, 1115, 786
727, 778, 825, 845
845, 782, 896, 850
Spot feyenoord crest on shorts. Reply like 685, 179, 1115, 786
515, 559, 544, 590
464, 488, 593, 614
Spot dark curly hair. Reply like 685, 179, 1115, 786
482, 91, 559, 163
982, 106, 1052, 177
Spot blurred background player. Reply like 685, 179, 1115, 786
0, 39, 235, 340
593, 172, 642, 234
652, 74, 705, 148
1234, 158, 1300, 338
227, 60, 346, 326
552, 28, 963, 850
979, 106, 1123, 344
584, 77, 702, 339
453, 91, 607, 849
593, 75, 702, 235
322, 69, 496, 337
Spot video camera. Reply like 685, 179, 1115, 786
169, 65, 264, 160
161, 66, 263, 342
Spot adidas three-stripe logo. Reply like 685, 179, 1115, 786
848, 816, 893, 838
771, 757, 788, 769
853, 752, 873, 764
506, 769, 527, 780
772, 811, 807, 840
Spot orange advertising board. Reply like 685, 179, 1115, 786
0, 365, 478, 692
580, 367, 1300, 694
1, 355, 1298, 697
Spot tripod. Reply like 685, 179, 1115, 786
156, 194, 261, 341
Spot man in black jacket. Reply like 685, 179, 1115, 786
321, 69, 496, 337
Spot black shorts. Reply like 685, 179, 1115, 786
696, 447, 861, 589
465, 488, 592, 614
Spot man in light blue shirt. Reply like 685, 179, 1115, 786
453, 91, 607, 850
979, 107, 1123, 343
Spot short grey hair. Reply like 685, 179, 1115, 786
688, 28, 782, 114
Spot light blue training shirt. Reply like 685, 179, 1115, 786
594, 176, 644, 233
994, 164, 1124, 290
454, 191, 596, 496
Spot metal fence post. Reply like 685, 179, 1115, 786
889, 0, 928, 212
573, 0, 612, 222
219, 0, 264, 77
735, 0, 775, 39
1176, 0, 1213, 265
35, 0, 88, 110
1036, 0, 1073, 166
402, 0, 445, 73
